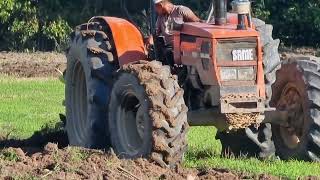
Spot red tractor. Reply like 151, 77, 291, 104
64, 0, 320, 167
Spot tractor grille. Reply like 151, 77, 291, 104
217, 38, 257, 62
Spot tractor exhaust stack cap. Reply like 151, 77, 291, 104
231, 0, 251, 14
231, 0, 252, 30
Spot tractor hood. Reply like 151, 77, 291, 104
181, 22, 259, 39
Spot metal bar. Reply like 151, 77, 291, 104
262, 109, 289, 126
150, 0, 156, 35
206, 1, 214, 23
221, 81, 255, 86
150, 0, 159, 60
214, 0, 227, 25
217, 60, 257, 66
187, 108, 229, 131
188, 107, 290, 130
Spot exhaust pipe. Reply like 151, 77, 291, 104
214, 0, 227, 25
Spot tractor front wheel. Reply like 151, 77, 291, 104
108, 60, 189, 168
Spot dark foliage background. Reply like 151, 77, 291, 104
0, 0, 319, 51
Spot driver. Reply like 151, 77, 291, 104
150, 0, 201, 46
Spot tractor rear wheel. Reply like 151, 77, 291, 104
270, 57, 320, 161
217, 18, 279, 158
65, 23, 116, 149
108, 60, 189, 168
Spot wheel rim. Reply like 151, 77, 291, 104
116, 91, 146, 156
277, 83, 305, 149
71, 61, 89, 144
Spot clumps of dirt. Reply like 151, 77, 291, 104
0, 121, 281, 179
0, 52, 66, 77
0, 144, 280, 180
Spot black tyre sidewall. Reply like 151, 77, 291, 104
108, 72, 153, 158
66, 33, 113, 149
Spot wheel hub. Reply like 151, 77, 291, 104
118, 92, 146, 155
277, 83, 304, 149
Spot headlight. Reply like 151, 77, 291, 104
221, 68, 237, 81
220, 67, 255, 81
238, 67, 255, 81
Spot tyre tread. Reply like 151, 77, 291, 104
119, 60, 189, 168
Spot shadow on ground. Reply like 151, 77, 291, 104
0, 114, 68, 155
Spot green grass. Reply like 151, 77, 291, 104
0, 75, 64, 138
0, 76, 319, 179
185, 127, 320, 179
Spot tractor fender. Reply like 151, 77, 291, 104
93, 16, 147, 66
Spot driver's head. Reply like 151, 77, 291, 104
154, 0, 173, 15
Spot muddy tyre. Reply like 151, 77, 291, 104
217, 18, 279, 158
270, 57, 320, 161
65, 26, 116, 149
108, 60, 189, 168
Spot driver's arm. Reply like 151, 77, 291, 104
178, 6, 201, 22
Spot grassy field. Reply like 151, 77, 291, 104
0, 76, 319, 179
0, 75, 64, 138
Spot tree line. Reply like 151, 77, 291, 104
0, 0, 319, 51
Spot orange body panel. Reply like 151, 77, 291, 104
175, 22, 265, 99
180, 38, 218, 86
94, 16, 147, 66
181, 22, 257, 39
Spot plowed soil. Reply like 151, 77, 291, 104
0, 52, 66, 77
0, 141, 279, 179
0, 121, 282, 179
0, 145, 278, 180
